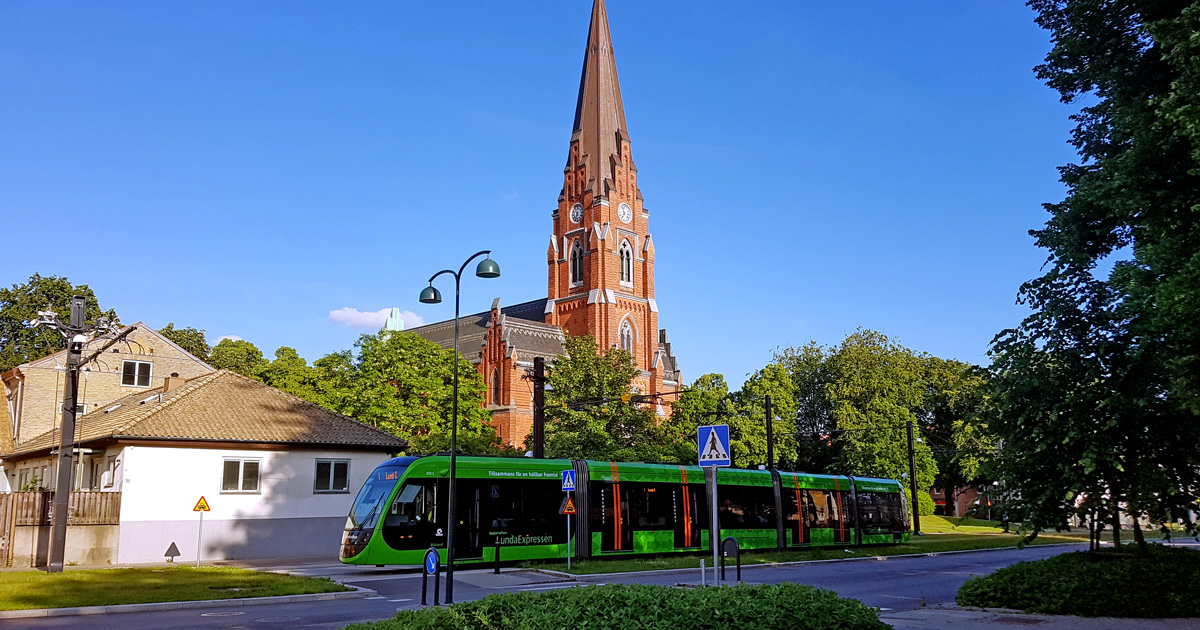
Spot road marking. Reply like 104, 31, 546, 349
520, 584, 579, 592
388, 599, 413, 602
364, 596, 386, 600
341, 573, 423, 583
201, 611, 245, 617
881, 594, 920, 600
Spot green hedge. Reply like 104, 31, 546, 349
957, 545, 1200, 618
345, 583, 888, 630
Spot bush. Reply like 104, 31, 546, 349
957, 545, 1200, 618
345, 583, 888, 630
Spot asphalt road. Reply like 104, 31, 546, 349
1, 541, 1177, 630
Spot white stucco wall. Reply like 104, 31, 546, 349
116, 445, 391, 563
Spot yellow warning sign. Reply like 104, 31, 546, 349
560, 496, 577, 515
193, 496, 211, 512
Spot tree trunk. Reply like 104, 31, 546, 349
1132, 516, 1146, 552
1111, 503, 1122, 549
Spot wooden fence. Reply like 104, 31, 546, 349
0, 492, 122, 567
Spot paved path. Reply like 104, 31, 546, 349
1, 541, 1197, 629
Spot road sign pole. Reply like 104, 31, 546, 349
712, 467, 719, 587
196, 511, 203, 568
566, 494, 572, 571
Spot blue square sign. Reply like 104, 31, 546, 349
562, 469, 576, 491
698, 425, 731, 467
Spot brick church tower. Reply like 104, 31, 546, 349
410, 0, 681, 447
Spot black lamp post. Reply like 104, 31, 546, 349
419, 249, 499, 604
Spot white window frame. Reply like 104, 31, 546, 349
221, 458, 261, 494
121, 360, 153, 388
314, 459, 351, 494
619, 240, 634, 287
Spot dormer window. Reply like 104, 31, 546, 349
570, 240, 584, 286
619, 240, 633, 287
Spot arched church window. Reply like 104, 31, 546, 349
619, 320, 634, 358
492, 369, 501, 405
570, 240, 584, 285
619, 240, 633, 286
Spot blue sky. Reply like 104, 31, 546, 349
1, 1, 1074, 387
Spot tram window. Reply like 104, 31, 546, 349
719, 485, 773, 529
634, 484, 672, 528
385, 482, 433, 527
221, 458, 260, 493
486, 481, 520, 530
857, 492, 902, 533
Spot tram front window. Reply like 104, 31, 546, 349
342, 463, 407, 560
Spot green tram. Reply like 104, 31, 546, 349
340, 455, 910, 566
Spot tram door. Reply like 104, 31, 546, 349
453, 482, 484, 560
597, 483, 632, 552
673, 483, 703, 548
782, 479, 809, 545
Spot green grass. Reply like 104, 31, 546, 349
345, 583, 889, 630
0, 566, 350, 611
957, 544, 1200, 617
518, 517, 1136, 575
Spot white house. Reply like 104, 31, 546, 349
1, 370, 405, 565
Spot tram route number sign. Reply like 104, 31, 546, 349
698, 425, 731, 467
561, 470, 575, 491
193, 496, 211, 512
559, 496, 577, 515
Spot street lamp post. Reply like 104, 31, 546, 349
419, 249, 500, 604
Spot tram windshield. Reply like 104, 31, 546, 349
348, 464, 407, 529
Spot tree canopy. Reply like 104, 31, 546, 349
988, 0, 1200, 542
539, 335, 666, 462
209, 338, 269, 380
0, 274, 118, 372
158, 323, 210, 362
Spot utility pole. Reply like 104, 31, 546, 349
907, 420, 922, 535
532, 357, 546, 459
764, 394, 774, 471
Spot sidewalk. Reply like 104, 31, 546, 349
881, 607, 1200, 629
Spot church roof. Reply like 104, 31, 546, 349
408, 298, 550, 361
571, 0, 629, 197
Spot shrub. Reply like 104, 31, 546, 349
345, 583, 888, 630
957, 545, 1200, 618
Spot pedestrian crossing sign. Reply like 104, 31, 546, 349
698, 425, 731, 467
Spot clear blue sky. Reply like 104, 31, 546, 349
1, 1, 1074, 387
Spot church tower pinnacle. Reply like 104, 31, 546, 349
546, 0, 663, 393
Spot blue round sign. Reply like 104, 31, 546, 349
424, 548, 440, 575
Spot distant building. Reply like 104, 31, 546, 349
410, 0, 682, 447
382, 307, 405, 332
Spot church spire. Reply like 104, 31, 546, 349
570, 0, 629, 197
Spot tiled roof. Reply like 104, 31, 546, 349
4, 370, 405, 457
409, 298, 549, 361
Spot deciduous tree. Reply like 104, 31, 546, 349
158, 323, 210, 362
0, 274, 117, 372
209, 338, 269, 380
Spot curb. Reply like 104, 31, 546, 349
0, 585, 377, 619
568, 542, 1089, 580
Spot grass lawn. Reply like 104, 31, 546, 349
957, 544, 1200, 617
0, 565, 350, 611
519, 515, 1138, 575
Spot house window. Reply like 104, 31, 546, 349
619, 240, 633, 286
104, 455, 117, 488
620, 321, 634, 357
121, 360, 152, 387
315, 459, 350, 493
570, 240, 584, 285
222, 458, 261, 493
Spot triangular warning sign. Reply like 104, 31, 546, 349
560, 496, 577, 515
193, 496, 211, 512
699, 427, 729, 462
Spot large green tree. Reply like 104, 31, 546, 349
661, 373, 732, 464
539, 335, 666, 462
260, 346, 318, 401
315, 331, 507, 455
988, 1, 1200, 544
158, 323, 210, 362
209, 338, 269, 380
0, 274, 118, 372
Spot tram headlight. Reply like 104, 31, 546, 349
340, 528, 373, 559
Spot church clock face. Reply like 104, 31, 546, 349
617, 203, 632, 224
570, 203, 584, 224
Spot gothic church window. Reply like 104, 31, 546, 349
619, 320, 634, 358
570, 240, 584, 285
619, 240, 633, 286
492, 369, 501, 405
